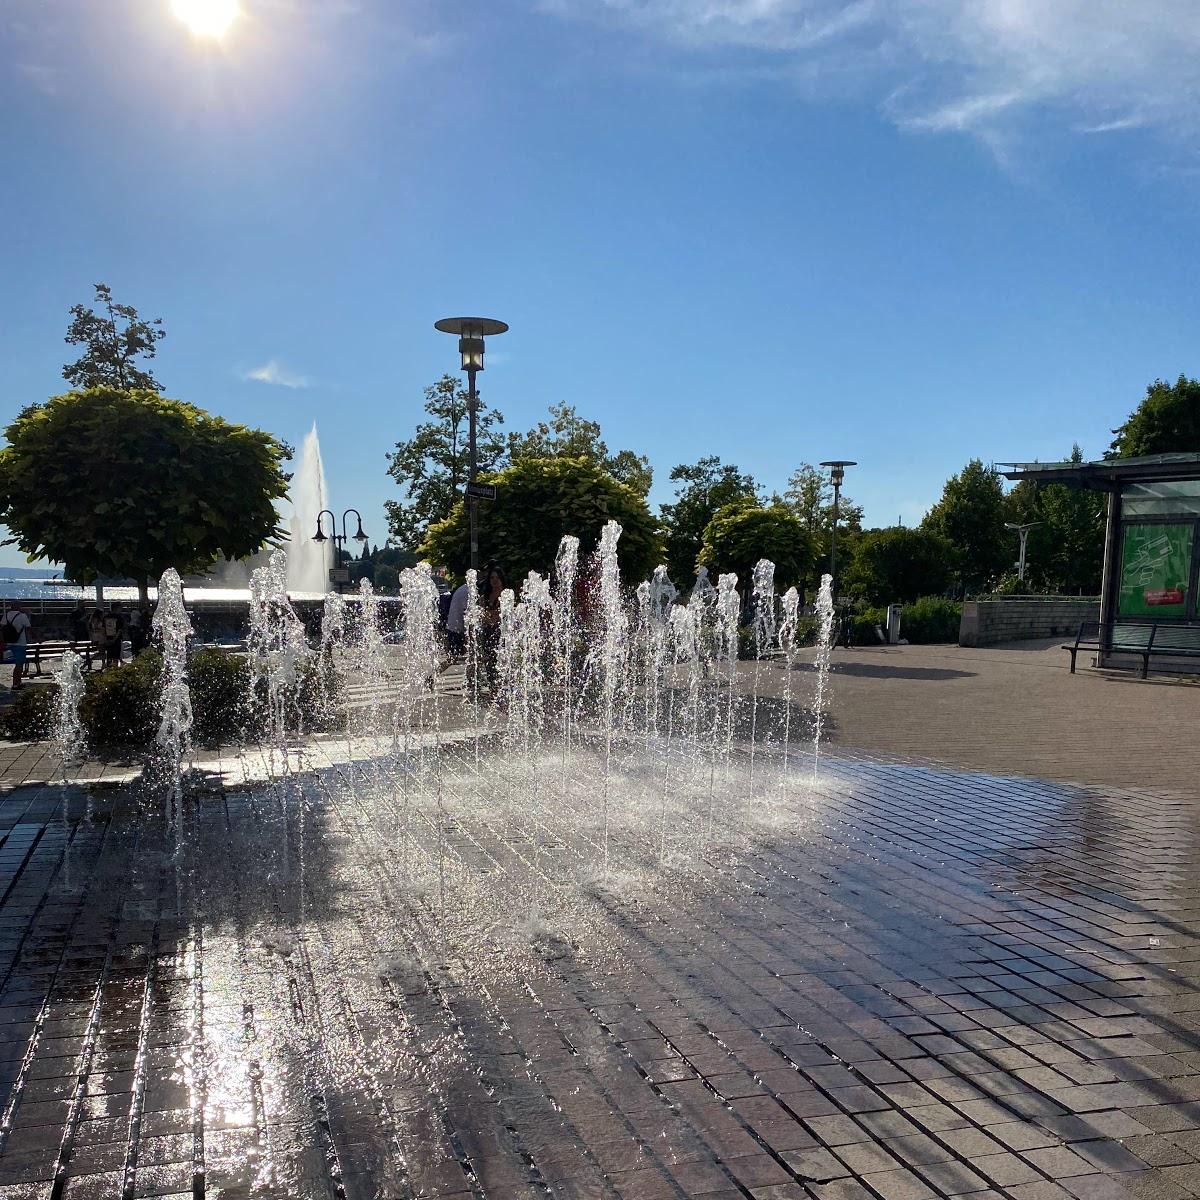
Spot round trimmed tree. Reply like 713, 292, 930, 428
419, 455, 662, 584
0, 387, 290, 595
698, 501, 817, 592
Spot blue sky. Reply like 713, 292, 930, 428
1, 0, 1197, 568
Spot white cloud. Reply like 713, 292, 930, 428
242, 359, 312, 389
544, 0, 1200, 144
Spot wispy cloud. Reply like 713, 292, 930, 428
242, 359, 312, 389
543, 1, 1200, 147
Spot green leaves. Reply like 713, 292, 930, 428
419, 455, 663, 584
0, 387, 289, 584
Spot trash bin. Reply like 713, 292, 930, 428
886, 603, 902, 645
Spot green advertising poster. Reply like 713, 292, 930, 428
1119, 523, 1192, 618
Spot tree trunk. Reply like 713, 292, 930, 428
95, 581, 105, 605
139, 577, 150, 606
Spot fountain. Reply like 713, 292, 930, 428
286, 423, 332, 594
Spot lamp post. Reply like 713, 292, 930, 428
435, 316, 509, 572
313, 508, 369, 592
819, 460, 857, 591
1005, 521, 1041, 583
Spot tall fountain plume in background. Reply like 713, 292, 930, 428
288, 424, 331, 594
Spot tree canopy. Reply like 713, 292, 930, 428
0, 388, 289, 586
508, 403, 652, 496
419, 455, 662, 584
842, 526, 954, 604
386, 375, 506, 552
659, 456, 758, 586
698, 500, 816, 593
63, 283, 166, 393
783, 463, 863, 540
1004, 445, 1104, 593
1109, 375, 1200, 458
922, 459, 1009, 594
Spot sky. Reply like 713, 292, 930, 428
1, 0, 1198, 569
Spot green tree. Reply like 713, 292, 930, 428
842, 526, 954, 604
419, 455, 662, 584
659, 456, 758, 586
63, 283, 166, 392
922, 459, 1009, 593
508, 403, 652, 496
386, 375, 506, 552
783, 463, 864, 540
1005, 445, 1104, 593
0, 388, 289, 596
1109, 375, 1200, 458
697, 500, 817, 593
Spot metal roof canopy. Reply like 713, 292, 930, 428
999, 452, 1200, 491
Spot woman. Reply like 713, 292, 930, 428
476, 563, 505, 694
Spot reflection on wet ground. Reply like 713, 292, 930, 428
0, 746, 1196, 1199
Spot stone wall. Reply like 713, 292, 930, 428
959, 596, 1099, 647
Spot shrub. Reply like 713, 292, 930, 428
80, 652, 161, 746
189, 648, 256, 746
0, 686, 57, 741
900, 596, 962, 644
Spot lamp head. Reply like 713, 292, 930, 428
312, 525, 328, 544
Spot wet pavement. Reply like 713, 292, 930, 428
0, 744, 1196, 1199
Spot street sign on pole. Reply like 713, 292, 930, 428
329, 567, 351, 584
465, 482, 498, 501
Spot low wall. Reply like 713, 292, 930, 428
959, 596, 1099, 647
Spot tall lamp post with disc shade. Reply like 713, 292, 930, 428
819, 460, 857, 591
435, 317, 508, 572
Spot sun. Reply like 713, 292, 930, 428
170, 0, 240, 39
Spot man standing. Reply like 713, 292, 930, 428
445, 578, 470, 658
1, 603, 32, 690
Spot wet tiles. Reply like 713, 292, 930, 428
0, 754, 1195, 1198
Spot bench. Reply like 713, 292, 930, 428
28, 640, 100, 678
1064, 621, 1154, 677
1150, 623, 1200, 667
1065, 621, 1200, 678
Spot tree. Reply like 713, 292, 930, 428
63, 283, 166, 392
697, 500, 817, 593
419, 455, 662, 584
922, 459, 1009, 594
386, 375, 506, 552
659, 456, 758, 586
508, 403, 652, 496
1109, 375, 1200, 458
1005, 445, 1104, 593
842, 527, 954, 604
0, 388, 289, 595
783, 463, 864, 540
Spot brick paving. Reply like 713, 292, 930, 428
0, 648, 1195, 1197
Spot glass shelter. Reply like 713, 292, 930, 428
1002, 454, 1200, 669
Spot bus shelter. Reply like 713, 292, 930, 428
1001, 453, 1200, 671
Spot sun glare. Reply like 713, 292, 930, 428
170, 0, 239, 39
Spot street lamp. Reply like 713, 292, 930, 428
1005, 521, 1041, 583
313, 508, 369, 591
435, 316, 509, 572
819, 460, 857, 590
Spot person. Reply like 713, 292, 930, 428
477, 563, 505, 693
70, 601, 89, 647
102, 606, 125, 668
128, 605, 150, 657
1, 604, 32, 690
445, 578, 470, 658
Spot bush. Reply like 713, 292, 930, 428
80, 652, 162, 746
900, 596, 962, 644
0, 686, 57, 740
189, 648, 255, 746
848, 607, 887, 646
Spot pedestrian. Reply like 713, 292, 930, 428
102, 606, 125, 668
128, 605, 150, 657
70, 601, 89, 647
1, 603, 33, 691
445, 577, 470, 658
477, 563, 505, 693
